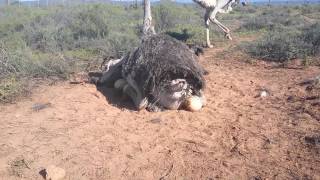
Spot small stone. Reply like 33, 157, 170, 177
32, 103, 51, 111
260, 91, 268, 97
149, 118, 161, 123
46, 165, 66, 180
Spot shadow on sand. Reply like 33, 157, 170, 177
88, 72, 136, 111
96, 85, 136, 111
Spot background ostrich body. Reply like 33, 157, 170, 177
193, 0, 233, 8
193, 0, 240, 47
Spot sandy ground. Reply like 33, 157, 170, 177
0, 40, 319, 180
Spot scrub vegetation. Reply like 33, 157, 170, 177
0, 2, 319, 102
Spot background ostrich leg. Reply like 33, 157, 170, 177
210, 16, 232, 40
204, 1, 234, 47
143, 0, 155, 35
204, 9, 214, 48
210, 6, 233, 41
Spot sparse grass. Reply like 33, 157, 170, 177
303, 23, 320, 55
244, 30, 307, 62
237, 5, 311, 32
238, 5, 320, 63
0, 41, 72, 102
0, 3, 206, 102
243, 22, 320, 63
153, 2, 201, 32
0, 77, 27, 103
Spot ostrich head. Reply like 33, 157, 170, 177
152, 78, 205, 111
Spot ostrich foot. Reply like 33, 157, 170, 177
207, 43, 213, 48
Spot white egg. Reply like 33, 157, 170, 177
46, 165, 66, 180
185, 96, 203, 112
114, 79, 127, 90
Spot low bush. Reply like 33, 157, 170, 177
238, 6, 309, 32
244, 23, 320, 62
245, 30, 309, 62
302, 23, 320, 55
0, 42, 71, 102
153, 1, 201, 33
0, 76, 27, 103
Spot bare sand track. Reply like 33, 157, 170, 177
0, 41, 319, 179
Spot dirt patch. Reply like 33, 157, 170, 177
0, 42, 319, 179
7, 157, 31, 178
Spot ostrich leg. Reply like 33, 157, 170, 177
124, 74, 148, 110
204, 8, 214, 48
211, 17, 232, 40
209, 8, 233, 40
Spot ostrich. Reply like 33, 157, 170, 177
91, 0, 206, 112
193, 0, 245, 48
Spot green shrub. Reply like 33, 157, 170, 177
0, 41, 72, 102
244, 24, 320, 62
238, 6, 309, 32
23, 6, 111, 52
240, 17, 271, 31
153, 1, 201, 33
0, 76, 27, 103
0, 42, 71, 79
154, 3, 176, 32
246, 31, 298, 62
302, 23, 320, 55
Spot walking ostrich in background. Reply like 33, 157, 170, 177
193, 0, 246, 47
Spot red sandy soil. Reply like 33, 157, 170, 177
0, 39, 319, 180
